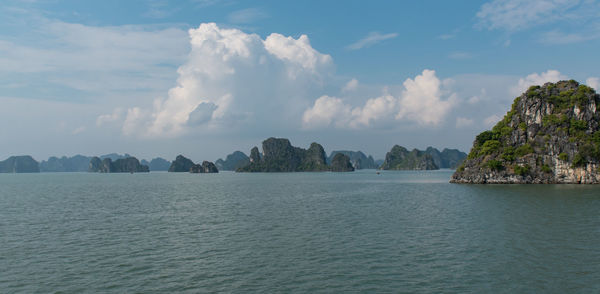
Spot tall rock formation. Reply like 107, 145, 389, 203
452, 80, 600, 183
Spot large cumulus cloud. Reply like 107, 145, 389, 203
123, 23, 334, 137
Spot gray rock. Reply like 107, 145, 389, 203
452, 80, 600, 184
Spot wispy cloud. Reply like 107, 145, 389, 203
346, 32, 398, 50
476, 0, 581, 31
227, 8, 268, 24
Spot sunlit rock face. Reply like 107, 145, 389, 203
452, 80, 600, 184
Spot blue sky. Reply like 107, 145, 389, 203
1, 0, 600, 162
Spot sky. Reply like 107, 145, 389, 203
2, 0, 600, 162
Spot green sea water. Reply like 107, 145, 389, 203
1, 170, 599, 293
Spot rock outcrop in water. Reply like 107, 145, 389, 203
168, 155, 195, 172
40, 155, 91, 172
237, 137, 353, 172
88, 156, 149, 173
380, 145, 438, 170
452, 80, 600, 184
425, 147, 467, 169
0, 156, 40, 173
215, 151, 250, 171
328, 151, 378, 169
141, 157, 171, 171
330, 153, 355, 172
169, 155, 218, 173
190, 161, 219, 173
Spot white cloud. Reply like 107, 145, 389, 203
346, 32, 398, 50
510, 70, 567, 97
342, 78, 358, 92
302, 96, 352, 129
302, 69, 457, 129
227, 8, 268, 24
124, 23, 334, 137
456, 117, 474, 128
96, 108, 125, 126
586, 77, 600, 91
396, 69, 457, 126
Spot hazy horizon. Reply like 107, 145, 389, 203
2, 0, 599, 162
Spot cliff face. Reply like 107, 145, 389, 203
328, 151, 378, 169
215, 151, 249, 171
0, 156, 40, 173
88, 157, 149, 173
452, 80, 600, 184
237, 137, 352, 172
380, 146, 438, 170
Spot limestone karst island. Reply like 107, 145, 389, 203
452, 80, 600, 184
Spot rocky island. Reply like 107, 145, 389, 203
89, 156, 149, 173
236, 137, 353, 172
380, 145, 438, 170
452, 80, 600, 184
328, 151, 377, 169
215, 151, 250, 171
168, 155, 218, 173
0, 156, 40, 173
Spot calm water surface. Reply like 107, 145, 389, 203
1, 170, 599, 293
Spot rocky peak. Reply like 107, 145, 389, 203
452, 80, 600, 183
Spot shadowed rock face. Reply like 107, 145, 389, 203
380, 145, 438, 170
168, 155, 195, 172
215, 151, 249, 171
191, 161, 219, 173
452, 80, 600, 184
237, 137, 352, 172
330, 153, 355, 172
88, 156, 149, 173
0, 156, 39, 173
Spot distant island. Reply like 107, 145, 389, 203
169, 155, 218, 173
0, 142, 467, 174
0, 156, 40, 173
215, 151, 250, 171
452, 80, 600, 184
236, 137, 354, 172
327, 151, 378, 169
379, 145, 466, 170
89, 156, 149, 173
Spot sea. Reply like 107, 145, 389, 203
1, 170, 599, 293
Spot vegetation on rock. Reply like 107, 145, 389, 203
452, 80, 600, 184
